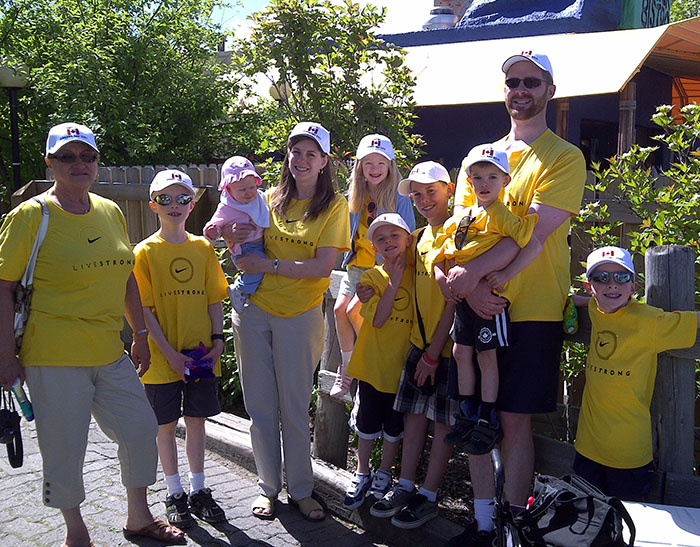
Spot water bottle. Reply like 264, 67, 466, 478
11, 379, 34, 421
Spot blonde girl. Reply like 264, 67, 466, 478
331, 134, 416, 397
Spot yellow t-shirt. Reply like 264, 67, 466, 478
0, 195, 134, 367
251, 191, 351, 317
346, 265, 414, 393
412, 225, 452, 358
455, 130, 586, 321
348, 198, 376, 269
133, 233, 229, 384
575, 299, 697, 468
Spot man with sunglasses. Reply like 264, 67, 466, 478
447, 52, 587, 545
572, 246, 698, 501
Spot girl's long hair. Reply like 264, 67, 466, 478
348, 157, 401, 214
270, 135, 337, 221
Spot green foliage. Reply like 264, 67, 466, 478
671, 0, 700, 21
233, 0, 424, 188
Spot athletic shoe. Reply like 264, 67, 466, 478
391, 493, 439, 529
165, 492, 195, 528
188, 488, 226, 523
227, 285, 249, 314
343, 472, 372, 509
444, 412, 477, 446
330, 363, 353, 398
445, 525, 496, 547
367, 470, 392, 500
369, 485, 414, 518
463, 416, 504, 456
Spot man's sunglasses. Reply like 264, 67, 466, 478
505, 77, 547, 90
50, 152, 99, 164
153, 193, 194, 206
589, 271, 634, 284
454, 215, 476, 250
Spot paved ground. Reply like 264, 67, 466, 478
0, 418, 388, 547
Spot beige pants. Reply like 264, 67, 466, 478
25, 353, 158, 508
232, 302, 324, 500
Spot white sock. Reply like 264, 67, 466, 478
417, 487, 437, 503
341, 350, 353, 367
165, 473, 184, 496
474, 497, 495, 532
398, 478, 415, 492
189, 471, 205, 493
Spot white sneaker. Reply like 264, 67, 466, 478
227, 284, 248, 314
343, 472, 372, 510
368, 469, 392, 500
330, 363, 353, 398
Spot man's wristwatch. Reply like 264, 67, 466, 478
272, 259, 280, 274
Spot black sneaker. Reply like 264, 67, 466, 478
188, 488, 226, 523
444, 413, 477, 446
165, 492, 195, 528
445, 525, 496, 547
463, 417, 504, 455
390, 493, 439, 529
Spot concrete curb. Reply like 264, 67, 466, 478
182, 413, 464, 547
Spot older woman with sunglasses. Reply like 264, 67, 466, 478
0, 123, 184, 546
225, 122, 350, 522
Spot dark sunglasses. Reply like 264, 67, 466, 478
589, 271, 634, 284
153, 193, 194, 206
50, 152, 99, 164
505, 77, 547, 90
454, 215, 476, 250
366, 200, 377, 227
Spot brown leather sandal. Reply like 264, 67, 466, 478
122, 518, 186, 544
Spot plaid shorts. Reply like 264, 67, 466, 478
392, 345, 457, 425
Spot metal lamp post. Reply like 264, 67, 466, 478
0, 59, 29, 193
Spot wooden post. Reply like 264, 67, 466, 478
617, 82, 637, 155
645, 245, 696, 475
312, 270, 351, 468
556, 98, 570, 141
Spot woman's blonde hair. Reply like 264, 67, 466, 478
348, 157, 401, 214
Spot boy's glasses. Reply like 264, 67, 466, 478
505, 77, 546, 90
50, 152, 99, 164
454, 215, 476, 250
589, 271, 634, 284
153, 193, 194, 206
367, 200, 377, 227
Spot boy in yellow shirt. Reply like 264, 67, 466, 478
573, 246, 698, 500
343, 213, 414, 509
134, 170, 229, 528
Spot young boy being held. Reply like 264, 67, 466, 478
203, 156, 270, 313
435, 145, 540, 455
134, 170, 230, 528
573, 246, 699, 501
342, 213, 414, 509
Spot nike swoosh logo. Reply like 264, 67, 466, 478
175, 268, 188, 273
87, 237, 101, 243
599, 342, 609, 347
420, 250, 428, 255
395, 296, 405, 302
285, 219, 299, 223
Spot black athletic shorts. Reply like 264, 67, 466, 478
145, 377, 220, 425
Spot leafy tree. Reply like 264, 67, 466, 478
233, 0, 424, 186
0, 0, 248, 193
671, 0, 700, 21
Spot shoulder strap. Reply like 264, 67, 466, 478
414, 227, 428, 348
19, 198, 50, 289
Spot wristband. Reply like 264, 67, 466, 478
421, 353, 439, 368
272, 258, 280, 274
211, 333, 225, 341
134, 328, 149, 337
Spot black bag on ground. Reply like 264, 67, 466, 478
512, 474, 635, 547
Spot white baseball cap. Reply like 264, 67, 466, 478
502, 52, 554, 82
586, 246, 635, 278
356, 134, 395, 161
464, 144, 510, 175
288, 122, 331, 154
219, 156, 261, 191
45, 122, 99, 156
150, 169, 196, 197
366, 213, 411, 242
398, 161, 451, 195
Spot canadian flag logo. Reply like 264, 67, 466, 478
601, 250, 616, 257
67, 128, 80, 136
411, 166, 421, 176
307, 125, 319, 135
521, 50, 532, 56
371, 139, 382, 148
481, 147, 494, 157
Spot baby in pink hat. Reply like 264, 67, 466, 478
204, 156, 270, 313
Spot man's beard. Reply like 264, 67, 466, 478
507, 91, 548, 121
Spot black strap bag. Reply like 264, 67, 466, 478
512, 474, 635, 547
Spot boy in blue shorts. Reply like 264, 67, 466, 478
134, 170, 230, 528
342, 213, 414, 509
573, 246, 699, 500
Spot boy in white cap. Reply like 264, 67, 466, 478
203, 156, 270, 313
134, 169, 230, 528
572, 246, 699, 501
435, 144, 541, 455
342, 213, 414, 509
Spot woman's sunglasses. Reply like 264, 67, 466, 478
454, 215, 476, 250
153, 193, 194, 206
505, 77, 547, 90
50, 152, 99, 164
589, 271, 634, 284
366, 200, 377, 227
